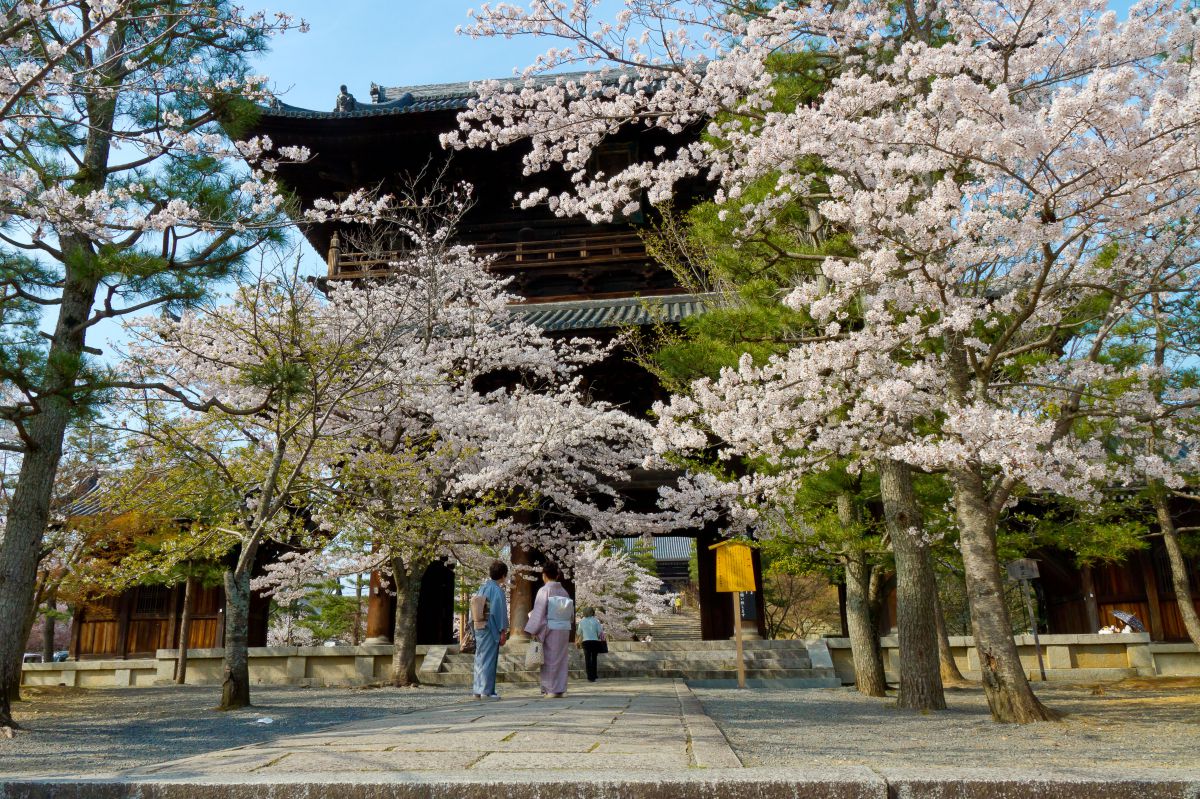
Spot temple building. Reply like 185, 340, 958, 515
251, 76, 768, 644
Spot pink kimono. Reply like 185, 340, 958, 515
524, 580, 571, 695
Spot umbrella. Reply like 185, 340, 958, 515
1111, 610, 1146, 633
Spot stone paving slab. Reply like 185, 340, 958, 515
114, 680, 733, 779
5, 679, 1200, 799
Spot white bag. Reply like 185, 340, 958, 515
525, 640, 544, 669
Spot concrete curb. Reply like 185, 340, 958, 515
673, 680, 742, 768
3, 768, 1200, 799
0, 769, 885, 799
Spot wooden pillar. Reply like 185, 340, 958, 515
1080, 566, 1101, 633
169, 582, 183, 649
508, 544, 537, 642
116, 590, 133, 660
365, 569, 396, 644
697, 529, 732, 641
326, 231, 341, 277
1139, 551, 1165, 641
68, 607, 84, 660
751, 546, 767, 640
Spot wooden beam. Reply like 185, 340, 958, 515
116, 590, 132, 660
1080, 566, 1101, 632
1139, 550, 1165, 641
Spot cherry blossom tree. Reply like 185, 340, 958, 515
452, 0, 1200, 722
119, 254, 428, 709
254, 212, 661, 685
567, 540, 673, 639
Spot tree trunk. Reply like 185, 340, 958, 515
0, 69, 118, 727
1155, 492, 1200, 648
219, 567, 252, 710
952, 465, 1055, 722
845, 550, 888, 697
389, 561, 422, 687
878, 458, 945, 711
837, 492, 887, 697
933, 586, 970, 686
41, 586, 58, 663
176, 575, 196, 685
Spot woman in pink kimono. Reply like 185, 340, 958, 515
524, 562, 573, 697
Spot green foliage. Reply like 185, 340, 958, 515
276, 579, 363, 645
1011, 495, 1149, 567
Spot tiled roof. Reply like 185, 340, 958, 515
261, 68, 647, 119
513, 293, 709, 332
57, 474, 105, 517
619, 536, 695, 562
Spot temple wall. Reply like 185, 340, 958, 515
21, 644, 431, 689
824, 633, 1198, 684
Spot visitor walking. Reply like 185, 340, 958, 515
471, 560, 509, 699
577, 607, 605, 682
524, 561, 573, 697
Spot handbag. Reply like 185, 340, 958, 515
597, 639, 609, 654
460, 627, 477, 654
525, 640, 544, 669
470, 593, 489, 630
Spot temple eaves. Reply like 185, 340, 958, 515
262, 67, 655, 119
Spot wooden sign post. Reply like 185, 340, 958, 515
709, 540, 756, 689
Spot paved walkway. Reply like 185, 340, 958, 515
127, 680, 741, 779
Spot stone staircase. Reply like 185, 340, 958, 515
638, 609, 703, 641
419, 637, 840, 688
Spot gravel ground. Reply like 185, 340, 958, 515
694, 679, 1200, 771
1, 684, 466, 776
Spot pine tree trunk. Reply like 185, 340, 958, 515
389, 562, 421, 687
952, 465, 1055, 722
1155, 493, 1200, 648
878, 457, 945, 711
845, 550, 888, 697
219, 567, 252, 710
837, 492, 887, 697
0, 65, 118, 727
934, 587, 970, 686
176, 575, 196, 685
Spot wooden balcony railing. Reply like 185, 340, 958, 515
326, 230, 677, 300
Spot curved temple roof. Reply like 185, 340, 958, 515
262, 67, 652, 119
512, 293, 710, 332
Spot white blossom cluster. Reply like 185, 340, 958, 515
0, 1, 331, 244
565, 540, 674, 639
455, 0, 1200, 526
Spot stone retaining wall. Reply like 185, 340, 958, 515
20, 645, 429, 689
21, 635, 1199, 689
824, 633, 1199, 684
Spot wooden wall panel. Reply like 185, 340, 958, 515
187, 618, 220, 648
126, 619, 173, 654
77, 620, 118, 655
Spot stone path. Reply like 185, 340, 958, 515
125, 680, 741, 779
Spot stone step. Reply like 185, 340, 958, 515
496, 639, 814, 653
440, 657, 815, 675
423, 666, 839, 687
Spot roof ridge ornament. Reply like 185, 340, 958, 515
334, 84, 357, 112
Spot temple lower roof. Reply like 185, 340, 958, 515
512, 293, 710, 332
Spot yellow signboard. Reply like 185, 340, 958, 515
710, 540, 756, 593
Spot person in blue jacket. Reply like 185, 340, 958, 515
471, 560, 510, 699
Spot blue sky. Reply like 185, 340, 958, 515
250, 1, 555, 276
255, 1, 552, 115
